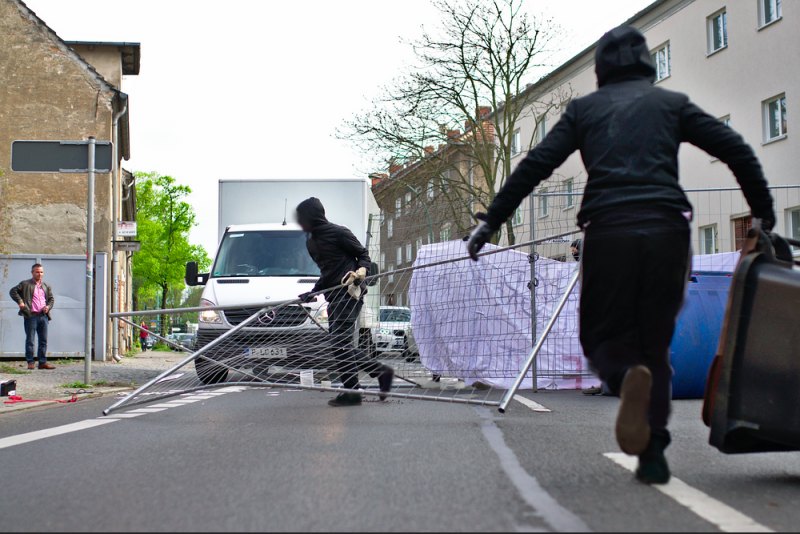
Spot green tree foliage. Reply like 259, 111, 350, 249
132, 172, 210, 334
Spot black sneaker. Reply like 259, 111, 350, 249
378, 366, 394, 401
636, 432, 671, 484
328, 393, 362, 407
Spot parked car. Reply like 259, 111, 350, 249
173, 333, 195, 352
144, 335, 154, 350
377, 306, 419, 362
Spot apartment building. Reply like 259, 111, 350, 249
506, 0, 796, 259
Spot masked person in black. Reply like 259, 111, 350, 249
467, 26, 774, 484
295, 197, 394, 407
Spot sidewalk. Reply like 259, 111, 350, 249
0, 349, 185, 414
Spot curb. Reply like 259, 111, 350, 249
0, 387, 133, 415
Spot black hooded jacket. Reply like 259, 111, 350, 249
296, 197, 371, 298
482, 26, 774, 231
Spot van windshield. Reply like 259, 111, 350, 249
380, 308, 411, 322
211, 230, 321, 278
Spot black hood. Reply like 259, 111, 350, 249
595, 26, 656, 87
296, 197, 328, 230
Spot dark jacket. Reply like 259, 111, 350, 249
296, 198, 372, 299
10, 279, 54, 320
483, 26, 775, 231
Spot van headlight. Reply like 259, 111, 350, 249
379, 328, 391, 336
199, 299, 222, 324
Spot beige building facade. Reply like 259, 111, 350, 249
0, 0, 139, 359
506, 0, 797, 260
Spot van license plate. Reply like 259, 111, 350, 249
247, 347, 288, 358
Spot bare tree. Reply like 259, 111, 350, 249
338, 0, 573, 244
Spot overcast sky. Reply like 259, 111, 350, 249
23, 0, 654, 254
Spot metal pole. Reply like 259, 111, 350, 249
529, 194, 537, 392
498, 268, 580, 413
84, 136, 95, 385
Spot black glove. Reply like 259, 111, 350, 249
757, 213, 775, 233
298, 291, 316, 303
467, 216, 496, 261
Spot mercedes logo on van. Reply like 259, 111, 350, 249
265, 296, 271, 300
258, 310, 275, 325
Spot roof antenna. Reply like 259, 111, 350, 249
282, 199, 288, 226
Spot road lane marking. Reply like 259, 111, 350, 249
125, 408, 168, 413
109, 413, 144, 418
0, 419, 119, 450
476, 408, 589, 532
148, 403, 187, 408
514, 395, 551, 412
604, 453, 773, 533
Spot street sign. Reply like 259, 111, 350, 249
113, 241, 141, 252
11, 140, 113, 173
117, 221, 137, 237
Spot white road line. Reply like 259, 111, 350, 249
0, 419, 119, 450
148, 403, 187, 408
125, 408, 168, 413
514, 395, 551, 413
110, 413, 145, 418
604, 453, 773, 533
476, 408, 589, 532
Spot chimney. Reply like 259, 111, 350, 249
478, 106, 491, 117
424, 146, 434, 156
369, 173, 387, 187
446, 129, 461, 139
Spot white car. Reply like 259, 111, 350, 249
377, 306, 419, 362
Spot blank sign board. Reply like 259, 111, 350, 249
11, 140, 113, 173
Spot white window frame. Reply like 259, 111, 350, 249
512, 207, 524, 227
380, 252, 385, 270
562, 179, 575, 210
387, 218, 393, 238
427, 181, 435, 199
707, 9, 727, 55
710, 116, 731, 162
406, 243, 413, 263
440, 225, 451, 242
538, 189, 549, 219
650, 43, 671, 82
396, 246, 403, 265
415, 237, 423, 254
699, 225, 718, 255
762, 93, 787, 143
785, 207, 800, 254
405, 192, 412, 206
388, 264, 395, 283
395, 198, 402, 218
535, 116, 547, 145
758, 0, 782, 29
510, 129, 521, 157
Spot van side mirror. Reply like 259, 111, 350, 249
185, 261, 209, 286
367, 261, 379, 287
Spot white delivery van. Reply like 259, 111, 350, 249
185, 178, 382, 384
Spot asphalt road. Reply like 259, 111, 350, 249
1, 387, 799, 532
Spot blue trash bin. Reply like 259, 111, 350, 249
670, 271, 733, 399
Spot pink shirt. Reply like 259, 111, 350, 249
31, 281, 46, 313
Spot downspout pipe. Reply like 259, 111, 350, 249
111, 96, 128, 362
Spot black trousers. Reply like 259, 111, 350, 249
579, 225, 690, 434
327, 295, 385, 390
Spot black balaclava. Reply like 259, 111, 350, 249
295, 197, 328, 232
571, 239, 582, 262
595, 26, 656, 88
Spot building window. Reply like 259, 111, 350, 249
538, 189, 549, 218
427, 181, 435, 199
387, 218, 393, 238
732, 216, 752, 251
440, 226, 451, 242
406, 243, 413, 263
707, 10, 727, 54
416, 237, 424, 254
396, 246, 403, 265
758, 0, 782, 28
388, 264, 395, 284
763, 94, 787, 142
535, 116, 547, 145
511, 129, 521, 156
786, 208, 800, 253
380, 210, 385, 226
380, 252, 385, 270
395, 198, 402, 218
563, 179, 575, 209
512, 207, 524, 226
651, 43, 671, 82
405, 192, 412, 207
700, 225, 718, 255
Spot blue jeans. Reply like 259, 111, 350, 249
24, 314, 49, 365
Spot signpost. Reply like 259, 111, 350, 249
11, 138, 112, 384
113, 241, 141, 252
116, 221, 137, 237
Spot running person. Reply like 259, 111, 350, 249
467, 26, 774, 483
295, 197, 394, 407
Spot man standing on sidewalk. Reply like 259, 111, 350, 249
10, 264, 56, 370
295, 197, 394, 407
467, 26, 774, 484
